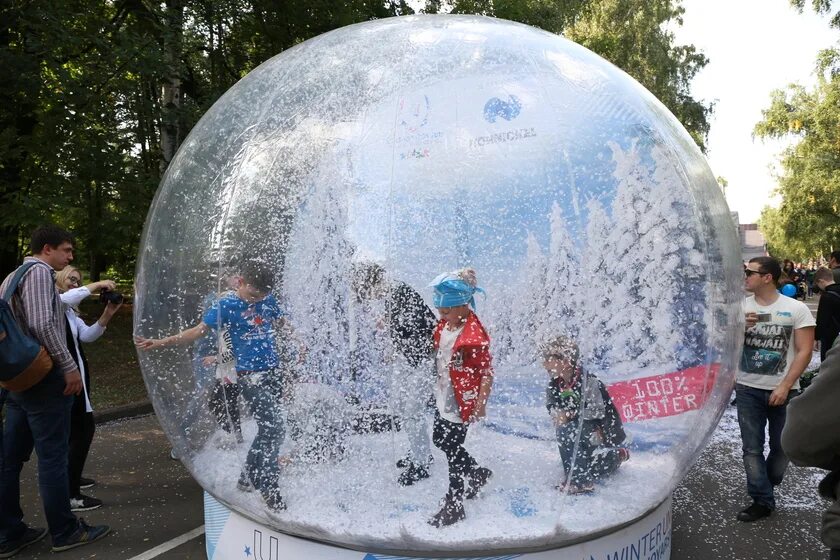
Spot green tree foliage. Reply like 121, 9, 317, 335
790, 0, 840, 28
1, 0, 711, 280
758, 205, 813, 260
754, 48, 840, 259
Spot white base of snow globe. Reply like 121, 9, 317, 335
204, 492, 672, 560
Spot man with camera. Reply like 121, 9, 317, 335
0, 226, 110, 558
735, 256, 814, 523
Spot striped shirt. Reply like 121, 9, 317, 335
0, 257, 76, 374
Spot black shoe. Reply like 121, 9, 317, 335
79, 477, 96, 489
428, 494, 465, 528
265, 493, 287, 512
465, 467, 493, 499
398, 463, 430, 486
396, 453, 433, 469
51, 519, 110, 552
0, 527, 47, 558
736, 502, 773, 522
237, 472, 254, 493
70, 494, 103, 512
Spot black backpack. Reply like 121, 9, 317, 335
0, 262, 54, 391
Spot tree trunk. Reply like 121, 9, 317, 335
159, 0, 184, 176
0, 12, 40, 278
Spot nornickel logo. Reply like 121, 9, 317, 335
483, 95, 521, 123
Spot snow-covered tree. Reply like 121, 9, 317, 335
538, 201, 581, 344
599, 139, 698, 370
284, 154, 355, 387
504, 231, 547, 364
578, 197, 614, 366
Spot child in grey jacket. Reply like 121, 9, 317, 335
543, 336, 629, 494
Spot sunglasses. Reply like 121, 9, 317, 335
744, 269, 766, 277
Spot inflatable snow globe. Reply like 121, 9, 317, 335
134, 15, 742, 560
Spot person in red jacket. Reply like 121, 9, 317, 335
427, 268, 494, 528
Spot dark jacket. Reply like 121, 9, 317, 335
783, 340, 840, 549
816, 284, 840, 361
386, 282, 436, 368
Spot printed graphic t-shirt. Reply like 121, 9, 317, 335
203, 293, 284, 372
738, 294, 815, 390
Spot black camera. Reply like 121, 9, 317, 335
99, 288, 124, 305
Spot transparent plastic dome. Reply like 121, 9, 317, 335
134, 15, 742, 555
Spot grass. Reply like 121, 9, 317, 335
77, 299, 148, 409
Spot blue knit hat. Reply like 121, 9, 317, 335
428, 269, 485, 309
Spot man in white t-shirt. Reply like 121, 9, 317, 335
735, 256, 815, 522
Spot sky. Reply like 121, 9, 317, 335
672, 0, 837, 223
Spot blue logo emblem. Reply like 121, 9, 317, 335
483, 95, 521, 123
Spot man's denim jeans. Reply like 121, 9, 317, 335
0, 370, 78, 543
238, 372, 285, 503
735, 383, 794, 509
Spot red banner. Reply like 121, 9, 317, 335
607, 364, 720, 422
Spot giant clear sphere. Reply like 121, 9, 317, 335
134, 15, 742, 555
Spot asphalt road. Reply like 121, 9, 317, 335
8, 405, 831, 560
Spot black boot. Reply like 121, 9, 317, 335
428, 492, 465, 528
396, 453, 434, 469
465, 466, 493, 499
264, 492, 287, 513
398, 463, 430, 486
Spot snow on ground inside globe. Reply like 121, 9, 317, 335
192, 396, 679, 550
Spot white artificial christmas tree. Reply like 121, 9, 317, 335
578, 197, 614, 367
538, 201, 582, 344
506, 231, 548, 364
600, 139, 695, 371
284, 155, 354, 386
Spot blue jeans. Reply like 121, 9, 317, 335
735, 383, 795, 509
0, 370, 78, 543
238, 372, 284, 503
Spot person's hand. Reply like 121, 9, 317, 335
769, 385, 790, 406
105, 301, 122, 314
469, 403, 487, 423
745, 312, 758, 330
201, 356, 217, 367
135, 336, 163, 350
89, 280, 116, 293
552, 409, 575, 425
64, 370, 82, 396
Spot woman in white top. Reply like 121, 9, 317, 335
55, 266, 122, 513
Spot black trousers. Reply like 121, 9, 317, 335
68, 391, 95, 497
208, 380, 242, 435
432, 412, 478, 500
